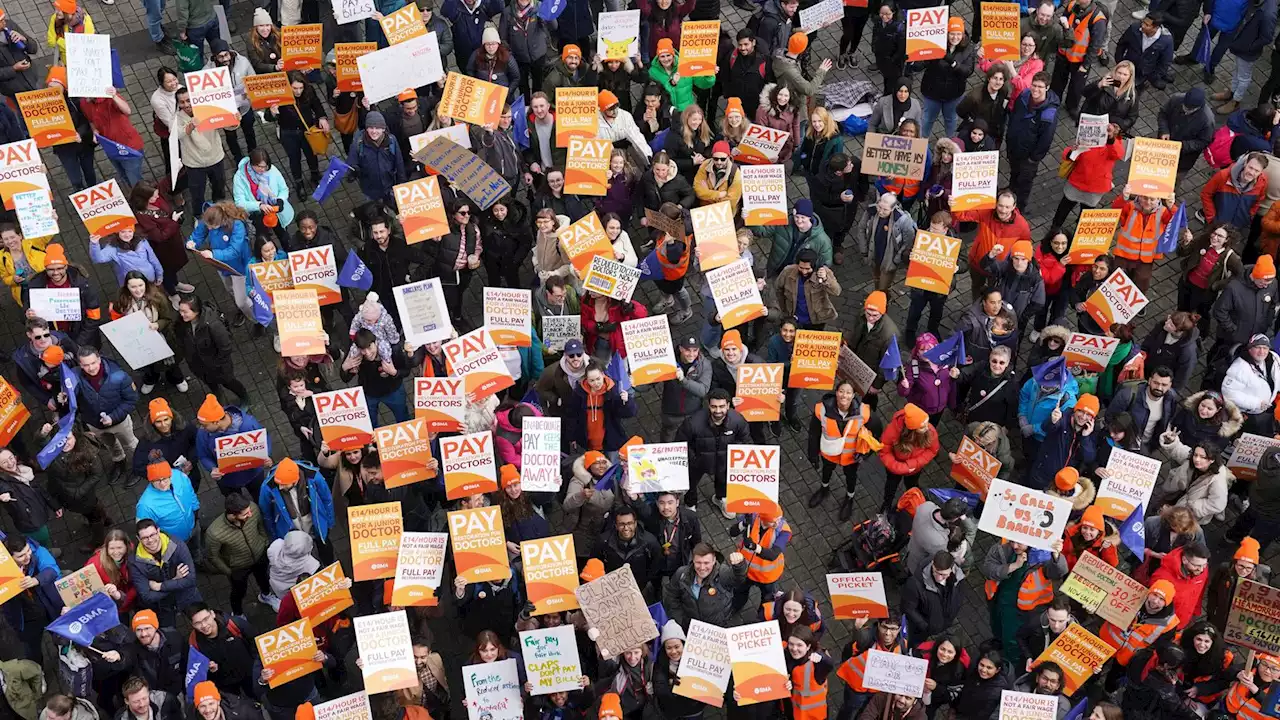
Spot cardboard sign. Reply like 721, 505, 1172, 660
29, 288, 81, 322
645, 207, 686, 241
463, 658, 523, 720
292, 562, 355, 625
1127, 137, 1181, 199
861, 133, 930, 180
69, 178, 134, 235
564, 138, 612, 196
1098, 447, 1161, 519
256, 618, 321, 688
274, 289, 326, 357
789, 329, 842, 389
16, 89, 77, 147
0, 378, 30, 448
906, 6, 948, 60
314, 693, 371, 720
357, 33, 445, 104
1224, 578, 1280, 655
484, 288, 533, 346
1066, 209, 1120, 264
289, 246, 340, 305
626, 443, 689, 493
582, 255, 642, 302
521, 626, 583, 695
334, 44, 377, 92
740, 164, 788, 225
391, 531, 448, 606
1085, 269, 1148, 330
1060, 551, 1148, 628
66, 33, 112, 98
727, 622, 789, 704
678, 20, 719, 75
379, 3, 428, 45
374, 418, 435, 489
14, 189, 57, 238
622, 315, 677, 385
998, 691, 1059, 720
443, 328, 515, 402
1033, 624, 1114, 694
1227, 432, 1280, 481
215, 429, 269, 474
706, 258, 766, 329
0, 543, 25, 606
1076, 113, 1109, 150
952, 151, 998, 212
574, 566, 658, 657
394, 176, 450, 244
441, 430, 499, 499
980, 2, 1021, 59
415, 136, 511, 210
249, 260, 294, 298
978, 479, 1072, 551
409, 124, 471, 157
348, 502, 402, 581
691, 201, 738, 271
0, 140, 49, 212
521, 534, 580, 614
598, 10, 640, 60
185, 67, 239, 131
440, 72, 507, 127
826, 573, 889, 620
353, 610, 417, 693
800, 0, 843, 31
735, 363, 783, 422
734, 123, 789, 165
905, 230, 962, 294
674, 620, 732, 706
554, 87, 599, 147
864, 649, 929, 698
314, 387, 374, 451
54, 566, 105, 609
520, 417, 562, 492
334, 0, 377, 24
282, 24, 324, 70
448, 505, 511, 582
1062, 332, 1120, 373
542, 315, 582, 353
394, 279, 453, 347
725, 445, 780, 514
950, 435, 1000, 498
413, 377, 466, 432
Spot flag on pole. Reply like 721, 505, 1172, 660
46, 592, 120, 645
1120, 503, 1146, 558
511, 95, 529, 150
922, 332, 965, 367
880, 335, 902, 378
312, 158, 351, 204
246, 267, 275, 327
186, 646, 211, 701
1156, 202, 1186, 255
1032, 356, 1068, 390
338, 251, 373, 291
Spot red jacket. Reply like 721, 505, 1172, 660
1150, 546, 1210, 630
1201, 166, 1268, 226
1064, 137, 1124, 194
1061, 522, 1119, 570
953, 208, 1033, 277
877, 409, 940, 476
580, 298, 649, 358
87, 550, 137, 614
80, 98, 144, 150
1034, 245, 1068, 296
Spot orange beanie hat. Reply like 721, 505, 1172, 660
619, 436, 643, 460
194, 681, 221, 706
197, 394, 225, 423
580, 558, 605, 582
948, 16, 965, 32
500, 463, 520, 488
296, 703, 316, 720
149, 398, 173, 422
147, 463, 171, 482
275, 458, 301, 486
1235, 537, 1261, 563
599, 694, 623, 720
1081, 506, 1105, 531
720, 329, 743, 351
1254, 255, 1276, 280
46, 65, 67, 88
903, 403, 929, 431
865, 291, 887, 313
787, 32, 809, 55
1055, 467, 1079, 492
583, 451, 607, 468
41, 345, 64, 366
1011, 240, 1033, 260
655, 38, 674, 56
1074, 394, 1100, 417
562, 44, 582, 59
725, 97, 745, 117
54, 0, 77, 14
131, 609, 159, 630
598, 90, 619, 110
1150, 579, 1177, 602
43, 244, 67, 268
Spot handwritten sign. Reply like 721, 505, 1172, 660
520, 626, 583, 695
574, 565, 657, 657
14, 190, 57, 238
800, 0, 843, 31
333, 0, 377, 24
29, 288, 81, 322
726, 445, 780, 514
861, 132, 929, 180
520, 417, 562, 492
100, 311, 174, 370
864, 649, 929, 698
357, 33, 444, 103
463, 658, 523, 720
582, 255, 642, 302
978, 478, 1072, 551
54, 566, 105, 609
826, 572, 889, 620
1224, 578, 1280, 655
414, 137, 511, 210
740, 164, 788, 225
1060, 551, 1149, 628
598, 10, 640, 60
727, 621, 789, 704
66, 33, 112, 98
674, 620, 732, 706
394, 278, 453, 347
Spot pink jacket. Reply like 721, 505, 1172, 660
754, 85, 802, 161
494, 402, 544, 468
979, 56, 1046, 109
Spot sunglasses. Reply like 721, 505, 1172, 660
456, 209, 470, 215
566, 352, 584, 358
713, 156, 729, 162
31, 333, 49, 339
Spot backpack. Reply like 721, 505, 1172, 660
853, 514, 898, 561
1203, 124, 1236, 168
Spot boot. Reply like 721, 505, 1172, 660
839, 494, 855, 521
1217, 99, 1240, 114
1174, 53, 1197, 65
107, 460, 126, 485
1210, 89, 1233, 102
808, 485, 830, 508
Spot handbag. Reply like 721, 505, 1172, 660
294, 105, 330, 156
334, 105, 358, 135
1058, 156, 1076, 179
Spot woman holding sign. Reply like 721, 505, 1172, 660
271, 71, 329, 194
782, 626, 834, 720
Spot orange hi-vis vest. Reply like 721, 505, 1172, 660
743, 515, 789, 583
1114, 203, 1168, 263
837, 637, 907, 692
1059, 1, 1104, 63
881, 174, 921, 201
984, 567, 1055, 611
790, 660, 829, 720
815, 402, 882, 465
762, 603, 824, 636
657, 239, 691, 281
1185, 649, 1235, 705
1224, 678, 1273, 720
1099, 609, 1179, 666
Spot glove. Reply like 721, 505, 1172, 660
1020, 421, 1033, 438
729, 523, 743, 537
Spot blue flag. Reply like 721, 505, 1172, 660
186, 646, 210, 701
928, 488, 980, 512
639, 249, 662, 279
1032, 356, 1069, 390
111, 50, 124, 88
1156, 202, 1186, 255
1063, 699, 1087, 720
594, 463, 622, 491
246, 267, 274, 327
511, 95, 529, 150
606, 351, 632, 394
94, 134, 143, 159
922, 332, 965, 367
338, 251, 374, 291
62, 363, 78, 414
1265, 681, 1280, 717
38, 411, 75, 470
1028, 548, 1053, 566
647, 602, 669, 663
312, 158, 351, 204
537, 0, 567, 21
899, 614, 908, 645
880, 335, 902, 377
1120, 503, 1146, 558
46, 592, 120, 646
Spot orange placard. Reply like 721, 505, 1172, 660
557, 211, 613, 274
379, 4, 428, 45
249, 260, 293, 298
281, 24, 324, 70
980, 3, 1021, 60
244, 73, 294, 110
335, 43, 377, 91
725, 445, 780, 514
1066, 209, 1120, 264
447, 505, 511, 583
314, 387, 374, 451
0, 377, 30, 447
788, 330, 842, 389
255, 618, 322, 688
555, 87, 598, 147
439, 71, 506, 127
70, 178, 135, 235
274, 289, 326, 358
185, 67, 240, 131
374, 417, 435, 489
440, 431, 498, 500
348, 501, 403, 581
1033, 624, 1115, 695
905, 230, 962, 295
289, 245, 341, 306
1127, 137, 1181, 199
214, 429, 269, 474
442, 328, 515, 403
391, 532, 448, 606
906, 7, 948, 60
393, 176, 450, 243
16, 89, 77, 147
678, 20, 720, 76
826, 573, 889, 619
0, 543, 22, 607
1085, 269, 1149, 330
564, 138, 612, 196
413, 377, 466, 431
690, 201, 738, 271
949, 435, 1000, 498
734, 364, 783, 422
520, 535, 581, 614
291, 563, 354, 625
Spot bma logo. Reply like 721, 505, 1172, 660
67, 606, 109, 635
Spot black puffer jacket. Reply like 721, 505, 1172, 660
1080, 84, 1138, 134
641, 166, 696, 211
482, 201, 533, 273
1140, 325, 1199, 394
675, 406, 750, 476
920, 39, 977, 102
661, 554, 747, 629
176, 311, 235, 381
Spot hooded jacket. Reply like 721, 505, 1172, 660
848, 314, 900, 390
1157, 94, 1215, 158
73, 356, 137, 429
259, 461, 335, 542
233, 157, 295, 228
1156, 434, 1234, 523
868, 93, 923, 135
757, 0, 799, 56
1225, 107, 1275, 157
981, 255, 1046, 319
957, 364, 1020, 426
693, 157, 744, 209
1139, 324, 1200, 393
129, 533, 202, 611
565, 376, 638, 452
541, 57, 598, 98
1150, 546, 1210, 629
135, 468, 199, 542
1015, 610, 1075, 665
723, 48, 773, 119
764, 214, 833, 276
497, 1, 551, 64
1115, 23, 1174, 84
267, 531, 320, 597
1168, 391, 1244, 449
1028, 412, 1098, 491
641, 158, 697, 211
902, 563, 964, 646
857, 202, 917, 274
1062, 519, 1121, 568
1211, 272, 1278, 344
661, 351, 711, 417
1005, 88, 1060, 162
196, 406, 269, 490
347, 132, 407, 203
878, 409, 941, 476
205, 39, 255, 115
563, 454, 616, 558
1203, 156, 1269, 229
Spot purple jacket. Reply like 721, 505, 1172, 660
595, 171, 636, 220
898, 358, 956, 414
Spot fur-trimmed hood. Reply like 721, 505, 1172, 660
1048, 475, 1097, 512
1040, 324, 1071, 347
1181, 390, 1245, 438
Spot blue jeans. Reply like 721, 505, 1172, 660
186, 16, 220, 60
366, 385, 410, 425
141, 0, 166, 42
53, 141, 97, 191
921, 96, 962, 139
108, 154, 143, 187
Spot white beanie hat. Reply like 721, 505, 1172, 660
482, 25, 500, 45
660, 620, 685, 645
252, 7, 273, 26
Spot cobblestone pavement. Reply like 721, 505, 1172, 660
4, 0, 1276, 714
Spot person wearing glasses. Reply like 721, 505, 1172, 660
11, 317, 77, 416
129, 517, 203, 629
422, 200, 483, 330
692, 141, 742, 215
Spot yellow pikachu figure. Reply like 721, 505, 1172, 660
601, 36, 636, 60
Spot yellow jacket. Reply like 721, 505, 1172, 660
0, 236, 51, 305
46, 13, 95, 64
693, 159, 743, 211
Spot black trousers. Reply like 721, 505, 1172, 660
1051, 57, 1087, 114
228, 555, 272, 614
820, 459, 860, 494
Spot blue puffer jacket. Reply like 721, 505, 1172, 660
196, 406, 270, 490
129, 533, 202, 610
258, 460, 335, 542
1005, 89, 1060, 162
1208, 0, 1250, 32
19, 539, 62, 618
347, 132, 407, 203
135, 468, 200, 542
190, 219, 252, 276
74, 357, 139, 429
1017, 374, 1079, 441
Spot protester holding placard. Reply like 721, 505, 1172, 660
564, 362, 637, 454
1098, 579, 1180, 690
805, 379, 882, 515
980, 537, 1066, 668
1051, 122, 1125, 230
833, 614, 907, 718
648, 39, 714, 113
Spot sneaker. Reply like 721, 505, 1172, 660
715, 496, 737, 520
1195, 208, 1207, 224
836, 54, 848, 70
176, 380, 189, 393
154, 38, 174, 54
1174, 54, 1197, 65
232, 314, 247, 328
176, 282, 195, 293
140, 383, 155, 394
258, 592, 282, 611
169, 294, 181, 310
847, 53, 859, 68
1131, 8, 1148, 18
672, 309, 694, 324
652, 297, 675, 312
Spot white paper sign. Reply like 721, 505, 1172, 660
626, 442, 689, 492
597, 10, 640, 60
409, 123, 471, 155
999, 691, 1060, 720
519, 626, 582, 695
675, 620, 733, 706
541, 315, 581, 353
391, 531, 449, 602
1076, 114, 1109, 150
800, 0, 843, 31
394, 278, 454, 346
353, 610, 417, 693
29, 288, 81, 322
1098, 447, 1162, 519
863, 648, 929, 698
520, 417, 562, 493
977, 478, 1073, 551
14, 190, 57, 238
100, 311, 175, 369
314, 692, 372, 720
66, 33, 113, 98
334, 0, 378, 24
357, 33, 445, 104
463, 657, 523, 720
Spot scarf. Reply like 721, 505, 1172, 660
129, 297, 159, 323
560, 356, 587, 385
246, 165, 276, 204
1, 465, 34, 487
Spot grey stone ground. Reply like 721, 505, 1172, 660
2, 0, 1276, 714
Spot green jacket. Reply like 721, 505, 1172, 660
205, 502, 270, 575
758, 217, 833, 277
648, 55, 715, 112
176, 0, 216, 31
0, 659, 43, 720
773, 55, 829, 114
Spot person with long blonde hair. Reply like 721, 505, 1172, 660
663, 104, 714, 179
1080, 60, 1138, 135
721, 97, 749, 148
796, 107, 843, 181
